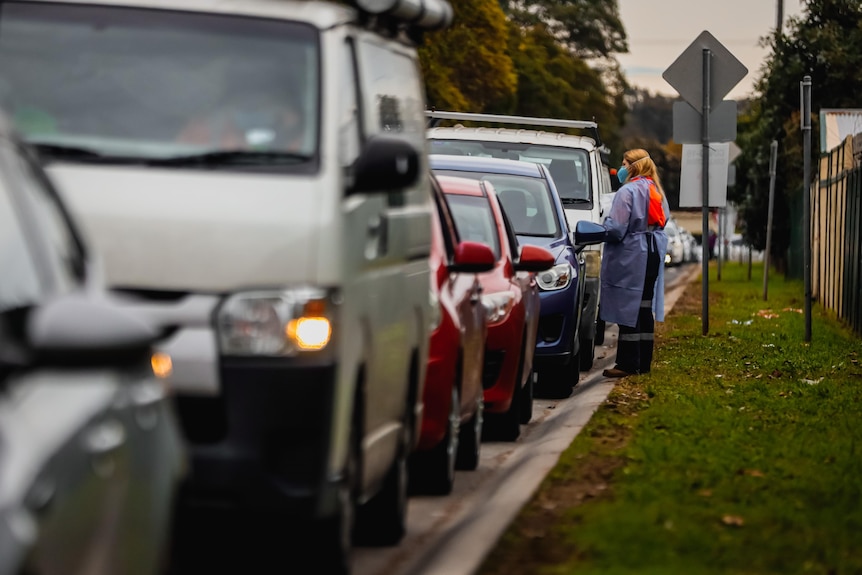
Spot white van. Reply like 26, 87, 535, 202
427, 112, 616, 369
0, 0, 452, 570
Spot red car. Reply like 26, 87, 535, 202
411, 175, 497, 495
435, 174, 553, 441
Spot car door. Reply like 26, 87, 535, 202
496, 195, 539, 383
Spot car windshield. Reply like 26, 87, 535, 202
444, 194, 501, 259
429, 140, 592, 205
436, 170, 560, 237
0, 3, 319, 166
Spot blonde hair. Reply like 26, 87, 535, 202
624, 148, 665, 197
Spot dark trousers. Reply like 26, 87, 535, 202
616, 234, 661, 374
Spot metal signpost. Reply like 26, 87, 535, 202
763, 140, 778, 301
663, 31, 748, 335
801, 76, 812, 342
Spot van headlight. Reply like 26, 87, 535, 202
537, 263, 573, 291
217, 288, 334, 356
481, 292, 515, 325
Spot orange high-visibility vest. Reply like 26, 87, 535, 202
647, 182, 666, 228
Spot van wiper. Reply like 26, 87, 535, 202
147, 150, 311, 167
32, 143, 118, 162
560, 197, 591, 205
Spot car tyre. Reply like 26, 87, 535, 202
316, 423, 358, 574
456, 395, 483, 471
595, 318, 606, 346
579, 336, 595, 371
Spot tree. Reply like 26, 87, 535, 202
506, 24, 625, 151
734, 0, 862, 272
419, 0, 517, 112
503, 0, 628, 60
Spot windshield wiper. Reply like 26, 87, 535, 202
147, 150, 311, 167
32, 143, 116, 162
560, 197, 591, 205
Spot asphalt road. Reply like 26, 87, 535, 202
352, 262, 701, 575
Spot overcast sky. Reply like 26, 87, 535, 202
617, 0, 806, 99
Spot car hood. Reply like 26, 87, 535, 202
46, 164, 321, 292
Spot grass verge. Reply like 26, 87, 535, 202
478, 261, 862, 575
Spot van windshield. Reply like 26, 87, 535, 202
0, 3, 319, 167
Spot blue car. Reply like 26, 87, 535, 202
430, 154, 590, 397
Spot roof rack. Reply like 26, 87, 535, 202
425, 110, 602, 146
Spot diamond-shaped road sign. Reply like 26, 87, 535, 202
663, 31, 748, 111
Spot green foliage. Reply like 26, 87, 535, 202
480, 261, 862, 575
419, 0, 517, 112
734, 0, 862, 266
418, 0, 629, 155
503, 0, 628, 60
506, 24, 625, 151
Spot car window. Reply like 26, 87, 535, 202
0, 2, 320, 163
444, 194, 501, 259
355, 36, 425, 150
430, 177, 459, 259
434, 169, 559, 237
0, 156, 44, 312
495, 194, 522, 264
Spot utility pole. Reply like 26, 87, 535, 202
776, 0, 784, 33
801, 76, 812, 342
763, 140, 778, 300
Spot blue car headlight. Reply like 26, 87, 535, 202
536, 263, 573, 291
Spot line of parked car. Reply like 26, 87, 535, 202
0, 1, 612, 574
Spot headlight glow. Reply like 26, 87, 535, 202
218, 288, 334, 356
287, 317, 332, 350
537, 263, 573, 291
481, 292, 515, 324
150, 352, 173, 379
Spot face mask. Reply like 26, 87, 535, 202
617, 166, 629, 184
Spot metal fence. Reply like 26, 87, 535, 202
813, 135, 862, 335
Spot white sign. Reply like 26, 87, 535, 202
679, 143, 729, 207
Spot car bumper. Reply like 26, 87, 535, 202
534, 283, 578, 358
175, 357, 340, 520
482, 315, 521, 414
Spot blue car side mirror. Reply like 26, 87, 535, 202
573, 221, 606, 246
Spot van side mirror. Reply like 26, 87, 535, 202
349, 136, 420, 194
514, 244, 555, 272
448, 241, 495, 274
27, 293, 161, 365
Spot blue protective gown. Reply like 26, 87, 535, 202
600, 176, 671, 328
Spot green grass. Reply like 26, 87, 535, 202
479, 261, 862, 575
